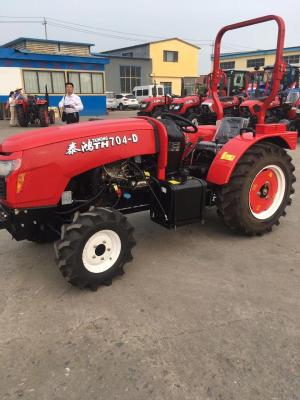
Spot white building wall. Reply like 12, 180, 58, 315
0, 67, 22, 95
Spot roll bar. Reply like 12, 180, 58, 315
211, 15, 286, 124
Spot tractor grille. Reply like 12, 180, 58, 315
0, 177, 6, 199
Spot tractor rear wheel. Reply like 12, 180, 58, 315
54, 207, 135, 290
49, 109, 55, 124
216, 142, 295, 235
39, 108, 49, 127
16, 106, 28, 127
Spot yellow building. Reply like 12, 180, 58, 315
216, 46, 300, 71
101, 38, 199, 95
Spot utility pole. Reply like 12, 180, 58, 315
42, 17, 48, 40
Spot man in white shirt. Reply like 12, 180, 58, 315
59, 82, 83, 124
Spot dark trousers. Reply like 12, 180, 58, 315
66, 112, 79, 124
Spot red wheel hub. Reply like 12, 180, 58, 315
249, 168, 278, 214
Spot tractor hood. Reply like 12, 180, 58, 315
0, 118, 152, 153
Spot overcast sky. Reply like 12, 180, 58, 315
0, 0, 299, 73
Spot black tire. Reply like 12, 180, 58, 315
119, 103, 124, 111
16, 106, 28, 127
49, 110, 55, 124
39, 108, 49, 127
216, 142, 296, 235
54, 207, 136, 290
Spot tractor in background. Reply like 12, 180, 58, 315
199, 69, 249, 124
137, 94, 173, 118
239, 64, 300, 126
15, 86, 55, 128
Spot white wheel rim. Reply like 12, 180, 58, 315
249, 164, 286, 220
191, 118, 199, 126
82, 230, 121, 273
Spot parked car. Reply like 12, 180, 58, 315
133, 85, 164, 102
106, 92, 118, 110
115, 94, 139, 110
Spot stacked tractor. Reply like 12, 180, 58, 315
0, 15, 297, 291
16, 89, 55, 128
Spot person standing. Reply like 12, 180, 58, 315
8, 91, 17, 127
59, 82, 83, 124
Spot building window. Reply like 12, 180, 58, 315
67, 72, 104, 94
284, 55, 300, 64
122, 52, 133, 57
52, 72, 65, 93
120, 65, 141, 93
246, 58, 265, 68
161, 82, 172, 94
23, 70, 65, 94
163, 51, 178, 62
220, 61, 235, 70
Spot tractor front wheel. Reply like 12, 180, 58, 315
16, 106, 28, 127
55, 207, 135, 290
39, 108, 49, 127
217, 142, 295, 235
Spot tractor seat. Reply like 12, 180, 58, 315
196, 117, 249, 153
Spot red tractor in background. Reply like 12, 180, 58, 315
15, 87, 55, 128
0, 15, 297, 291
283, 88, 300, 134
167, 94, 204, 125
199, 69, 249, 124
239, 64, 300, 126
137, 94, 173, 117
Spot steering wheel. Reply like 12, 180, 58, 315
160, 112, 198, 133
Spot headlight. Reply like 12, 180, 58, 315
140, 103, 148, 109
0, 159, 21, 177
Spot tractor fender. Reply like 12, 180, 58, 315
207, 130, 297, 185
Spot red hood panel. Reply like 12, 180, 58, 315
1, 119, 151, 153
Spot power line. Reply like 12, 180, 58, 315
0, 15, 259, 51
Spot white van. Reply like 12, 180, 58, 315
132, 85, 164, 102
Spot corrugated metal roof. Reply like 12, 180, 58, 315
1, 37, 94, 48
0, 48, 109, 64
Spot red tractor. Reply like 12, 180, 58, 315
284, 88, 300, 134
15, 90, 55, 128
199, 69, 249, 124
137, 95, 173, 117
239, 65, 299, 126
0, 15, 297, 291
167, 94, 204, 125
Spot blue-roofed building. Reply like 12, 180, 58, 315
0, 38, 109, 116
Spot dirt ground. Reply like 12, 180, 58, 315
0, 112, 299, 400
